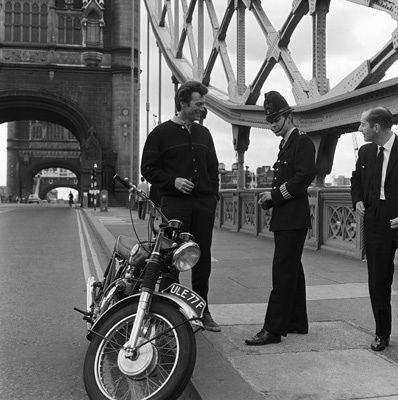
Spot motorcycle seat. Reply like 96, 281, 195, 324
114, 235, 135, 259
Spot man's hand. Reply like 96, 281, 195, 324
175, 177, 194, 194
258, 191, 271, 206
390, 217, 398, 229
355, 201, 365, 217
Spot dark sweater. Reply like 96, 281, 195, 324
141, 120, 219, 198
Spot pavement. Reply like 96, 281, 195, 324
82, 206, 398, 400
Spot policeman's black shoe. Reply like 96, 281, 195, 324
371, 336, 390, 351
287, 327, 308, 334
245, 329, 281, 346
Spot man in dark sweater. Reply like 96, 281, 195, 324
141, 81, 221, 332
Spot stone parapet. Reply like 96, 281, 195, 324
215, 187, 365, 259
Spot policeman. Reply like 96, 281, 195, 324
245, 91, 316, 346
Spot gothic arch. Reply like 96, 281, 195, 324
31, 162, 80, 179
0, 90, 92, 143
39, 183, 79, 199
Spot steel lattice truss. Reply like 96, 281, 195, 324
143, 0, 398, 128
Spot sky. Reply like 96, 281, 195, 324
138, 0, 398, 179
1, 0, 398, 187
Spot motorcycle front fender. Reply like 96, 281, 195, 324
87, 291, 204, 341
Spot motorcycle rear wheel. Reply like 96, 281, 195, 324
84, 299, 196, 400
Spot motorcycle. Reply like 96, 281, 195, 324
77, 174, 206, 400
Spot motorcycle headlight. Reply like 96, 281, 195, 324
172, 241, 200, 272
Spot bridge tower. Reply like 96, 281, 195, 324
0, 0, 140, 201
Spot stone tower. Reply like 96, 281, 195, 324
1, 0, 140, 200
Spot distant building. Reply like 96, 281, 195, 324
333, 175, 350, 186
218, 163, 260, 189
38, 168, 76, 179
0, 186, 6, 202
256, 166, 274, 188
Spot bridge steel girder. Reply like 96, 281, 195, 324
204, 77, 398, 133
144, 0, 398, 185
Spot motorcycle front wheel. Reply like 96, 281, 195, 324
83, 299, 196, 400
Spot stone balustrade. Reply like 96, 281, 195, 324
215, 187, 365, 260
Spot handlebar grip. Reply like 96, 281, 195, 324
113, 174, 133, 189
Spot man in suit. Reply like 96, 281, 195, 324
351, 106, 398, 351
245, 91, 316, 346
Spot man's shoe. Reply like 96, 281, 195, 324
245, 329, 281, 346
371, 336, 390, 351
202, 312, 221, 332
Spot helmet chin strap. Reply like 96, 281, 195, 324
273, 115, 288, 134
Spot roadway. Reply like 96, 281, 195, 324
0, 204, 108, 400
1, 203, 398, 399
85, 206, 398, 400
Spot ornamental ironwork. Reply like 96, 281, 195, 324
327, 205, 357, 243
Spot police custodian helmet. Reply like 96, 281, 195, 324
263, 91, 292, 123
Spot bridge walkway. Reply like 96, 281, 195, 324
83, 206, 398, 400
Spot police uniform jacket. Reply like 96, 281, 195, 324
264, 129, 316, 232
351, 134, 398, 218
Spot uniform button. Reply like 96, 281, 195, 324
274, 177, 276, 180
277, 160, 280, 162
273, 186, 276, 189
276, 168, 279, 171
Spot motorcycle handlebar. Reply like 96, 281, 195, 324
113, 174, 135, 190
113, 174, 169, 223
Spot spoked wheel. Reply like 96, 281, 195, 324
84, 299, 196, 400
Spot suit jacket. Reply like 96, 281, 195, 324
264, 129, 316, 231
351, 134, 398, 219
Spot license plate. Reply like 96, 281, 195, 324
164, 283, 206, 317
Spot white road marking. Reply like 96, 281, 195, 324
77, 210, 103, 280
210, 283, 398, 325
76, 211, 91, 283
97, 216, 132, 224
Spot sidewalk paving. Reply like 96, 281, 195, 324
83, 207, 398, 400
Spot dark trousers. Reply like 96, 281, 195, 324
138, 201, 147, 220
264, 229, 308, 336
161, 195, 217, 312
364, 202, 398, 339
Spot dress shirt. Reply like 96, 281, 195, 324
379, 133, 396, 200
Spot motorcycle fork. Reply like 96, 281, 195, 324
123, 233, 165, 352
123, 289, 152, 350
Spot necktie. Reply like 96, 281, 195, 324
279, 139, 285, 151
373, 146, 384, 205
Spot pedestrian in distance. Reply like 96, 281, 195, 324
141, 80, 221, 332
245, 91, 316, 346
136, 177, 150, 220
68, 191, 74, 208
351, 106, 398, 352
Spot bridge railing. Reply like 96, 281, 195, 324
215, 187, 365, 260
